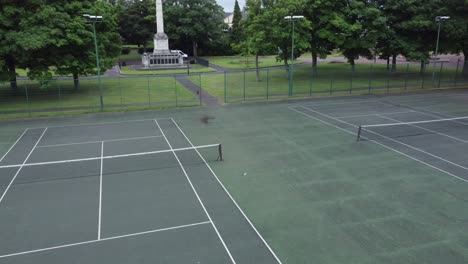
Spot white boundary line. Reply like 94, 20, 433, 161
301, 106, 468, 173
288, 107, 468, 184
376, 115, 468, 144
0, 128, 48, 206
0, 129, 29, 163
154, 120, 236, 264
170, 118, 283, 264
0, 144, 221, 170
36, 135, 164, 148
336, 111, 415, 119
361, 115, 468, 128
98, 141, 104, 240
0, 221, 210, 259
27, 118, 172, 130
297, 99, 380, 108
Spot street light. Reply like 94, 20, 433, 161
432, 16, 450, 85
284, 15, 304, 96
83, 14, 104, 111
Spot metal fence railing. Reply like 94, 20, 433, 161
0, 76, 202, 119
188, 59, 468, 103
1, 59, 467, 119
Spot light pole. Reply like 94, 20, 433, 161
285, 15, 304, 96
83, 14, 104, 111
432, 16, 450, 85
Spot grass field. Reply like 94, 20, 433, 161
120, 64, 216, 75
189, 62, 467, 103
205, 55, 305, 70
0, 77, 198, 119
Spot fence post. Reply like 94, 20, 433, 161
25, 82, 31, 117
438, 62, 444, 88
119, 76, 123, 109
368, 64, 373, 93
58, 81, 62, 111
404, 64, 409, 90
329, 73, 333, 95
224, 72, 227, 103
309, 68, 313, 96
199, 77, 202, 106
421, 61, 426, 89
242, 70, 246, 101
386, 69, 390, 94
454, 59, 460, 87
147, 77, 151, 108
173, 76, 179, 107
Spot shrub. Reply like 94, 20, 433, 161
121, 48, 131, 55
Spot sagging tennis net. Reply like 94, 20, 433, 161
0, 144, 223, 185
356, 116, 468, 141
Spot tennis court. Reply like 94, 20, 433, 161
0, 118, 280, 263
1, 89, 468, 263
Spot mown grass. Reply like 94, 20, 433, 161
189, 62, 467, 103
206, 55, 305, 70
120, 65, 216, 75
0, 77, 197, 117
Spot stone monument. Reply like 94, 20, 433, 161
142, 0, 186, 69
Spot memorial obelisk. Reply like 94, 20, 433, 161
154, 0, 169, 53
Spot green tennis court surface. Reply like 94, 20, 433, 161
1, 89, 468, 263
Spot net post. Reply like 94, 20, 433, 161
356, 125, 362, 142
218, 144, 223, 161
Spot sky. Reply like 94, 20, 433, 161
217, 0, 246, 12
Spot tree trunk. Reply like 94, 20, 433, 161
255, 54, 260, 82
73, 73, 80, 91
463, 49, 468, 76
192, 40, 198, 58
5, 55, 18, 93
391, 54, 397, 72
311, 51, 318, 68
386, 56, 390, 70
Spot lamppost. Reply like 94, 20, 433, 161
83, 14, 104, 111
284, 15, 304, 96
432, 16, 450, 85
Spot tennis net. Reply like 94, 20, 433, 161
356, 116, 468, 141
0, 144, 223, 185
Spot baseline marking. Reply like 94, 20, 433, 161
377, 115, 468, 144
302, 106, 468, 172
98, 141, 104, 240
0, 144, 221, 170
27, 118, 172, 130
171, 118, 283, 264
0, 129, 29, 163
296, 99, 381, 108
289, 107, 468, 184
336, 111, 415, 119
0, 221, 210, 259
37, 135, 163, 148
154, 120, 236, 264
0, 128, 47, 206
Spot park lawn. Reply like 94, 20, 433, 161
119, 52, 143, 61
15, 68, 73, 77
206, 56, 305, 70
120, 64, 216, 75
0, 77, 196, 113
189, 62, 462, 103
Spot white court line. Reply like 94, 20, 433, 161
154, 120, 236, 264
289, 107, 468, 184
0, 221, 210, 259
336, 111, 415, 119
27, 117, 173, 130
98, 141, 104, 240
0, 144, 221, 170
377, 115, 468, 144
37, 135, 164, 148
378, 101, 468, 126
171, 118, 283, 264
300, 106, 468, 175
0, 129, 29, 163
297, 99, 380, 108
0, 128, 48, 206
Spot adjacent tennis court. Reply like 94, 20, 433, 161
1, 88, 468, 263
0, 118, 280, 263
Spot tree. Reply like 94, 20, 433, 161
118, 0, 154, 47
444, 0, 468, 75
303, 0, 339, 68
230, 0, 244, 45
0, 1, 66, 91
163, 0, 225, 57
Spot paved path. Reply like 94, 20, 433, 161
175, 76, 220, 106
